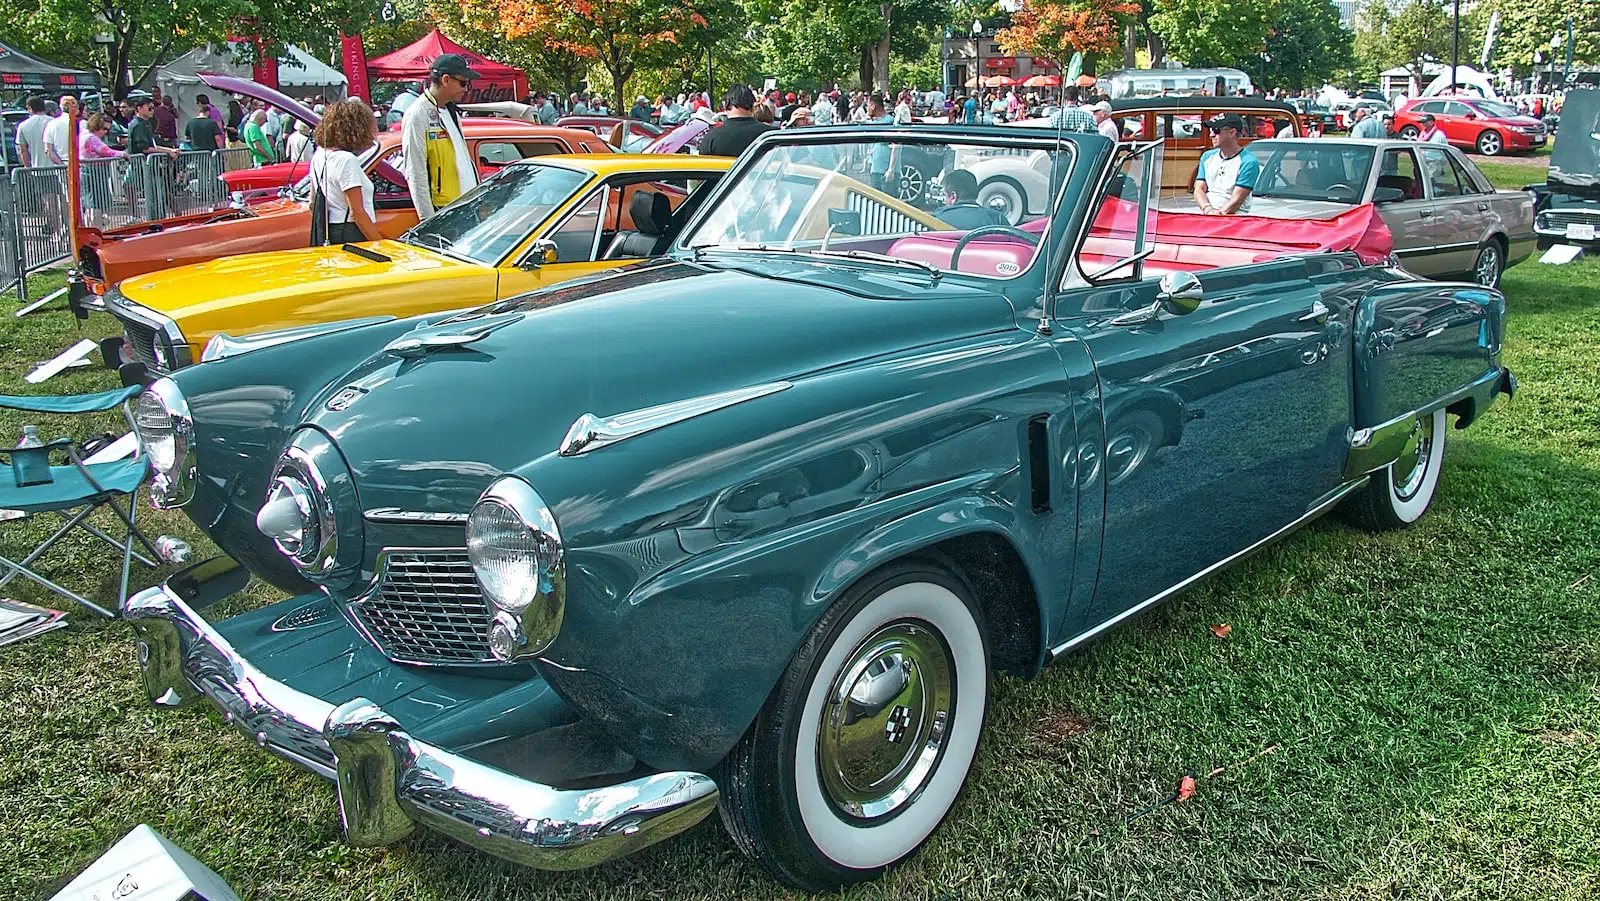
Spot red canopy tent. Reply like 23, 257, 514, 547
366, 30, 528, 103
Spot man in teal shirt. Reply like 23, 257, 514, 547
865, 95, 895, 194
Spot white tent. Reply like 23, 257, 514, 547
1421, 65, 1498, 99
157, 43, 346, 117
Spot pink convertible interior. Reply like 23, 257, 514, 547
886, 201, 1395, 280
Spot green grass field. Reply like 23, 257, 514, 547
2, 219, 1597, 898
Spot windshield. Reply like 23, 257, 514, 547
1473, 100, 1521, 119
682, 136, 1073, 280
1247, 142, 1375, 203
404, 162, 590, 265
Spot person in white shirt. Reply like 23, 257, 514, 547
1194, 113, 1261, 215
400, 53, 481, 219
43, 95, 81, 165
285, 120, 313, 163
1415, 114, 1449, 144
1090, 100, 1120, 142
811, 94, 836, 126
893, 90, 914, 124
15, 96, 51, 167
309, 99, 382, 244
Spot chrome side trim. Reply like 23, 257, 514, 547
1048, 477, 1369, 660
123, 558, 721, 871
363, 508, 469, 525
559, 381, 792, 456
201, 316, 397, 363
1343, 367, 1503, 479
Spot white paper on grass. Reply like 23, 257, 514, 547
49, 824, 242, 901
84, 432, 139, 464
25, 339, 98, 384
1539, 244, 1584, 265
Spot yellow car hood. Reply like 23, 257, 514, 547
116, 240, 501, 347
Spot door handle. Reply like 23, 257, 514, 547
1298, 300, 1331, 324
1477, 202, 1490, 211
1418, 210, 1433, 218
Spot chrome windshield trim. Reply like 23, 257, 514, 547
559, 381, 793, 457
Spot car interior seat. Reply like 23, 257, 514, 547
605, 190, 673, 259
1376, 174, 1418, 199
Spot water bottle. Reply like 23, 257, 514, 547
154, 536, 192, 565
12, 424, 49, 487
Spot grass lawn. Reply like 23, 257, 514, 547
2, 254, 1598, 900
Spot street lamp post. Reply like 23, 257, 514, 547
1450, 0, 1460, 95
973, 19, 983, 99
1551, 34, 1562, 92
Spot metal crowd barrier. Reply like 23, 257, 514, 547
2, 148, 256, 303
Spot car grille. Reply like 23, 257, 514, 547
120, 319, 164, 373
1540, 210, 1599, 230
349, 551, 495, 665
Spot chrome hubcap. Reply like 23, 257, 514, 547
1393, 415, 1435, 500
897, 165, 923, 202
818, 620, 953, 822
1476, 247, 1500, 286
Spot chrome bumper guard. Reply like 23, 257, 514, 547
122, 557, 720, 871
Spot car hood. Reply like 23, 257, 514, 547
299, 258, 1021, 517
116, 241, 493, 325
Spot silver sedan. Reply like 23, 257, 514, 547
1238, 138, 1534, 288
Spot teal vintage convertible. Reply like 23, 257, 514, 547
123, 126, 1515, 891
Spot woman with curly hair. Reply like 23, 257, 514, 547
309, 99, 382, 244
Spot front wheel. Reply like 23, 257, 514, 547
1476, 130, 1504, 156
718, 560, 989, 892
1339, 407, 1447, 530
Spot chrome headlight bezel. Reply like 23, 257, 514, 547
133, 377, 195, 509
467, 477, 565, 662
258, 445, 339, 574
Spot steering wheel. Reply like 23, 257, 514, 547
1324, 182, 1356, 201
950, 225, 1041, 270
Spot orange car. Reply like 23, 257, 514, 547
78, 121, 610, 297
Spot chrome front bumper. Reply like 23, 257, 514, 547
122, 557, 720, 871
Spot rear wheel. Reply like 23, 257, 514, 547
1476, 130, 1504, 156
718, 560, 989, 892
1398, 124, 1420, 139
1339, 408, 1447, 531
1472, 240, 1504, 288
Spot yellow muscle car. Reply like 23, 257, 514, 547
102, 154, 734, 379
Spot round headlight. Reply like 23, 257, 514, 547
133, 378, 194, 509
467, 477, 564, 661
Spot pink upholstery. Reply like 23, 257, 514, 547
889, 230, 1037, 278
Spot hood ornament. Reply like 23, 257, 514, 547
383, 310, 525, 359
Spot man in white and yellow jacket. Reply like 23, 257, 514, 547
400, 53, 481, 219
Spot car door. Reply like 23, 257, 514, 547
1416, 145, 1481, 273
1373, 146, 1442, 275
1438, 100, 1476, 147
1056, 147, 1353, 633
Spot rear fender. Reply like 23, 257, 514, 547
1346, 279, 1507, 478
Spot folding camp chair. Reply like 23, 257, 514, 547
0, 386, 161, 618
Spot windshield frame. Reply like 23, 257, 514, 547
400, 158, 598, 268
1245, 140, 1378, 203
670, 126, 1085, 284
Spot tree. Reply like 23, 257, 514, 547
1148, 0, 1273, 68
745, 0, 947, 93
475, 0, 718, 111
1475, 0, 1599, 77
997, 0, 1141, 72
1258, 0, 1351, 91
1350, 0, 1393, 85
0, 0, 380, 98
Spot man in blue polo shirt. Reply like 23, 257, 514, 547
1194, 112, 1260, 215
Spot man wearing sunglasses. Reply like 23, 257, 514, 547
1194, 112, 1260, 216
401, 53, 482, 218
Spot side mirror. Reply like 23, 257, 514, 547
827, 208, 862, 237
1156, 270, 1203, 314
520, 238, 558, 269
1463, 111, 1477, 119
1373, 186, 1405, 204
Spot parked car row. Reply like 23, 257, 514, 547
103, 106, 1520, 893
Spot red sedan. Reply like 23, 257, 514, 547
1390, 97, 1548, 156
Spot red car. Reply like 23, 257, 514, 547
556, 116, 664, 151
1390, 97, 1548, 156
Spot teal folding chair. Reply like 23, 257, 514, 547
0, 386, 160, 617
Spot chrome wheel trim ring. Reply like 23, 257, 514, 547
1393, 414, 1435, 501
817, 620, 954, 822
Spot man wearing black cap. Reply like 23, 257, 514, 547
401, 52, 482, 218
1194, 112, 1260, 215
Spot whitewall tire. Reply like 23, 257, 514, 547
718, 560, 990, 891
1340, 407, 1447, 530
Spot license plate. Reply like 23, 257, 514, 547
1569, 223, 1596, 241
